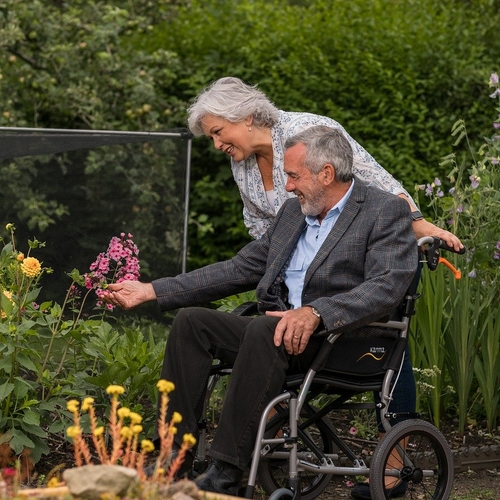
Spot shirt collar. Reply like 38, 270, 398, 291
305, 179, 355, 227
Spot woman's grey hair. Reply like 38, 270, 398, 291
284, 126, 354, 183
187, 77, 279, 136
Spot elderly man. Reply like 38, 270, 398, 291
103, 126, 418, 496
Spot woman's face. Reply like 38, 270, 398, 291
201, 115, 253, 162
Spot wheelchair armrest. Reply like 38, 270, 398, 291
231, 301, 259, 316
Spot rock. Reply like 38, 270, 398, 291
63, 464, 140, 499
160, 480, 199, 500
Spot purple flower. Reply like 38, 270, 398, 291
425, 184, 433, 197
469, 175, 480, 189
434, 177, 442, 186
468, 270, 476, 278
494, 252, 500, 260
490, 89, 500, 99
449, 187, 455, 195
456, 205, 463, 213
494, 123, 500, 129
492, 158, 499, 165
496, 241, 500, 251
436, 189, 444, 198
490, 73, 499, 86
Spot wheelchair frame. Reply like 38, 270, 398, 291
193, 236, 464, 500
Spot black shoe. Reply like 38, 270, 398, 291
145, 449, 194, 479
194, 459, 244, 496
351, 480, 408, 500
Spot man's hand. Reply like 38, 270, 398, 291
266, 307, 321, 355
101, 281, 156, 310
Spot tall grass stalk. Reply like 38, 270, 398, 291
473, 296, 500, 432
411, 266, 449, 427
443, 276, 484, 435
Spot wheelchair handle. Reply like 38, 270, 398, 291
418, 236, 465, 274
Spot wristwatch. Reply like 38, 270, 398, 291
411, 210, 424, 221
310, 307, 321, 320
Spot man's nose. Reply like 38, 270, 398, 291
285, 178, 295, 192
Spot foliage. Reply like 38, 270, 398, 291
0, 0, 188, 300
413, 74, 500, 433
142, 0, 500, 265
0, 226, 165, 463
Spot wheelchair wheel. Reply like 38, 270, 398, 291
257, 407, 335, 500
369, 419, 453, 500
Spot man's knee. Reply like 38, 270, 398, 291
240, 315, 280, 347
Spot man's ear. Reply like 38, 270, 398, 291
323, 164, 336, 184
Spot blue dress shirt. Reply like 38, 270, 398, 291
285, 180, 355, 309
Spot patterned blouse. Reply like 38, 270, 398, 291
231, 110, 413, 239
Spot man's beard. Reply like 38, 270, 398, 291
298, 186, 326, 217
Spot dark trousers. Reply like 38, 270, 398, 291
159, 307, 323, 470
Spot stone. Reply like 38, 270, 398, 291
63, 464, 140, 499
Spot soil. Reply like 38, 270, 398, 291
21, 419, 500, 499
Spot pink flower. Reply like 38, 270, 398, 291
349, 426, 358, 435
84, 233, 140, 310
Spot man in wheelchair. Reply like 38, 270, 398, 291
103, 125, 418, 496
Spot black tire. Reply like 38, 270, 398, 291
268, 488, 296, 500
257, 406, 335, 500
369, 419, 454, 500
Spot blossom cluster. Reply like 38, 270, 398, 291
84, 233, 140, 310
66, 381, 196, 484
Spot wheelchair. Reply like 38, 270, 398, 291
193, 236, 464, 500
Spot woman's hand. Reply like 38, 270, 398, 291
412, 218, 463, 252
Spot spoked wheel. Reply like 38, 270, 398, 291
369, 419, 454, 500
257, 405, 336, 500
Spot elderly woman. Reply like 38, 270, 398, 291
188, 76, 462, 251
187, 77, 461, 500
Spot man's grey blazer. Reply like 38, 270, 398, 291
153, 178, 418, 338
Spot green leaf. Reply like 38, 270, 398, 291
0, 381, 15, 400
22, 409, 41, 426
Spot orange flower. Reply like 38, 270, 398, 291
20, 257, 41, 278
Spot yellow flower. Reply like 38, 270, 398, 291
20, 257, 42, 278
141, 439, 155, 453
172, 412, 182, 424
132, 425, 143, 435
117, 407, 131, 419
5, 223, 14, 231
183, 433, 197, 447
16, 252, 24, 262
120, 427, 132, 439
157, 379, 175, 394
47, 477, 61, 488
129, 412, 142, 425
106, 385, 125, 396
66, 426, 82, 438
93, 426, 105, 437
81, 397, 94, 411
67, 400, 80, 413
171, 427, 178, 435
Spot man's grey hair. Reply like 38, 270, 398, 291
187, 77, 279, 136
284, 126, 354, 183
